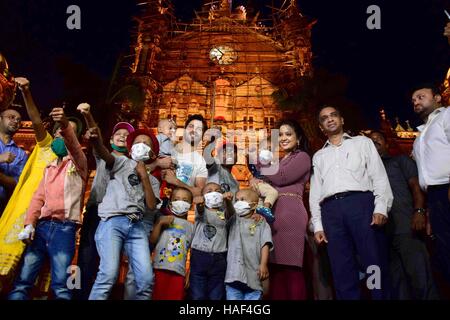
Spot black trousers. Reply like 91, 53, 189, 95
74, 205, 100, 300
427, 184, 450, 286
389, 233, 439, 299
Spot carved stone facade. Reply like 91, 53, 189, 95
125, 0, 315, 133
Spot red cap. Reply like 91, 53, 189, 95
127, 128, 160, 159
112, 122, 135, 136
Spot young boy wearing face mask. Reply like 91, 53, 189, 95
150, 187, 194, 300
123, 128, 172, 300
225, 189, 273, 300
81, 111, 160, 300
76, 103, 136, 299
9, 107, 88, 300
188, 182, 234, 300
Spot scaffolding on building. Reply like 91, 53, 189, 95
119, 0, 315, 135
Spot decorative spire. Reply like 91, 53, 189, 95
232, 5, 247, 21
205, 0, 232, 19
379, 108, 396, 136
395, 117, 405, 132
220, 0, 232, 12
405, 120, 414, 132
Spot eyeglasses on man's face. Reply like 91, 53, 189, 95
1, 114, 22, 123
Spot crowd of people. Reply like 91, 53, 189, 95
0, 73, 449, 301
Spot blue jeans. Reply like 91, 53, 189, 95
88, 215, 153, 300
226, 282, 262, 300
8, 220, 77, 300
123, 214, 155, 300
189, 248, 227, 300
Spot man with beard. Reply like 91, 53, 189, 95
411, 84, 450, 288
309, 105, 393, 300
163, 114, 208, 197
369, 130, 439, 300
0, 108, 27, 213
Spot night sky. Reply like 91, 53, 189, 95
1, 0, 449, 130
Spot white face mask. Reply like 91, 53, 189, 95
234, 200, 252, 217
259, 149, 273, 165
131, 142, 151, 162
204, 192, 224, 209
170, 200, 191, 216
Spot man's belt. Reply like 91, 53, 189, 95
322, 191, 369, 204
40, 216, 77, 224
428, 183, 450, 191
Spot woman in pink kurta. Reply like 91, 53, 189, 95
256, 119, 311, 300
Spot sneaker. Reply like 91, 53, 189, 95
256, 206, 275, 223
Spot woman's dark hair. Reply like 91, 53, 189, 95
277, 119, 310, 155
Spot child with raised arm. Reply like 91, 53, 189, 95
123, 127, 169, 300
8, 107, 87, 300
78, 107, 158, 300
0, 77, 57, 283
150, 187, 194, 300
76, 102, 136, 300
188, 182, 234, 300
225, 189, 273, 300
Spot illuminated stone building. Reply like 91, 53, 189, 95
124, 0, 315, 134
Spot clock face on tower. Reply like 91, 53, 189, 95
209, 45, 238, 65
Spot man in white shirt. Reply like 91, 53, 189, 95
309, 105, 393, 300
163, 115, 208, 197
411, 84, 450, 286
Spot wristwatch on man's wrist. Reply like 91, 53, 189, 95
414, 208, 426, 215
